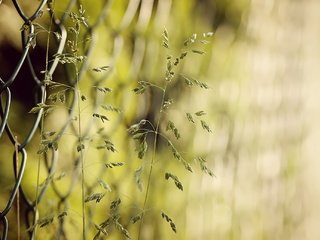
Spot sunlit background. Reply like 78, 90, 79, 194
1, 0, 320, 239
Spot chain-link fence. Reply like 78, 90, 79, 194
3, 0, 315, 240
0, 1, 64, 239
0, 0, 219, 239
0, 1, 98, 238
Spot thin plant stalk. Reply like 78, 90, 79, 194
73, 20, 86, 240
34, 3, 55, 237
138, 84, 168, 240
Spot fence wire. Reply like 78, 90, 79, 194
0, 0, 187, 239
0, 1, 53, 239
0, 0, 218, 239
1, 1, 316, 240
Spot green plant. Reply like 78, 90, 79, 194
28, 4, 91, 239
128, 29, 214, 239
22, 3, 214, 240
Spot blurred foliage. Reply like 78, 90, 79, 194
1, 0, 313, 239
0, 0, 260, 239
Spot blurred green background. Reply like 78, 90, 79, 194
1, 0, 319, 239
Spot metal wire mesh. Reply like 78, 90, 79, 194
1, 1, 56, 239
0, 0, 162, 239
2, 1, 318, 239
0, 0, 218, 239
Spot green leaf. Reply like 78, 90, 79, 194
183, 39, 190, 46
105, 162, 125, 168
201, 120, 212, 133
37, 146, 48, 155
97, 127, 104, 134
37, 139, 58, 154
128, 120, 147, 134
53, 53, 85, 64
58, 92, 66, 103
97, 140, 117, 152
165, 57, 175, 82
179, 52, 188, 60
93, 113, 109, 123
174, 58, 179, 66
96, 87, 112, 94
137, 137, 147, 159
165, 173, 183, 191
110, 198, 121, 211
165, 70, 174, 81
180, 75, 209, 89
85, 193, 105, 203
166, 121, 180, 139
77, 143, 84, 152
162, 28, 169, 49
98, 217, 112, 230
131, 214, 142, 224
81, 95, 87, 101
132, 132, 147, 140
114, 219, 131, 239
162, 41, 169, 49
183, 33, 197, 47
37, 216, 54, 228
101, 105, 121, 113
170, 222, 177, 233
167, 59, 173, 72
94, 223, 108, 237
163, 28, 169, 40
42, 131, 56, 138
133, 81, 150, 94
98, 179, 112, 192
47, 90, 66, 103
161, 212, 177, 233
100, 115, 109, 122
134, 166, 144, 192
186, 113, 195, 123
168, 141, 181, 161
192, 50, 205, 55
139, 81, 151, 86
167, 141, 193, 172
133, 86, 146, 94
92, 65, 110, 72
57, 211, 67, 219
195, 157, 215, 177
129, 121, 149, 159
183, 162, 193, 173
195, 110, 206, 116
